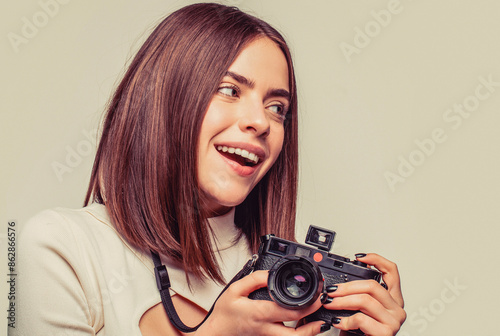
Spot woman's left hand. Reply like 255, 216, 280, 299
322, 253, 406, 335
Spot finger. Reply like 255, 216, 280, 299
355, 253, 404, 307
254, 294, 324, 323
230, 270, 269, 297
326, 280, 401, 312
324, 293, 406, 327
262, 320, 326, 336
333, 312, 402, 336
231, 271, 324, 323
356, 253, 400, 288
294, 320, 329, 335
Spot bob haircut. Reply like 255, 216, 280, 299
85, 2, 299, 284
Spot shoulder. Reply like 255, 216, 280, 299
21, 203, 116, 248
16, 204, 158, 334
18, 203, 134, 271
22, 202, 111, 230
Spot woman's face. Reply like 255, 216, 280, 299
197, 37, 290, 215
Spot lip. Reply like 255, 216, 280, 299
214, 141, 267, 177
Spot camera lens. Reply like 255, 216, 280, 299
281, 268, 312, 298
268, 256, 323, 309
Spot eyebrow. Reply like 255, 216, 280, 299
226, 71, 255, 88
224, 71, 291, 102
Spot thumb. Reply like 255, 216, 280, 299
229, 270, 269, 297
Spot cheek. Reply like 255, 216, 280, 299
270, 126, 285, 160
204, 100, 232, 125
198, 102, 225, 142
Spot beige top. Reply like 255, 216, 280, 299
15, 203, 252, 335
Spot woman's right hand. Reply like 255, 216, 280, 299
196, 270, 328, 336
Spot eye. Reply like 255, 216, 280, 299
267, 103, 288, 120
217, 85, 239, 98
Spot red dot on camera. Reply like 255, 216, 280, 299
313, 252, 323, 262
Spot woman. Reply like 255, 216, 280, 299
17, 3, 405, 335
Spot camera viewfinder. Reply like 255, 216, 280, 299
270, 239, 289, 255
305, 226, 336, 252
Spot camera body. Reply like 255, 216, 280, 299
248, 226, 382, 324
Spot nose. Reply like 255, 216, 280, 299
238, 100, 270, 138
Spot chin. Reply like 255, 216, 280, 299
202, 187, 253, 214
216, 193, 249, 208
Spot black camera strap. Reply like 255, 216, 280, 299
151, 250, 257, 333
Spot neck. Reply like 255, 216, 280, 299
207, 206, 233, 218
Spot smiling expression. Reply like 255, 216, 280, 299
197, 37, 290, 215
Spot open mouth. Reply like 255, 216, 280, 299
216, 145, 260, 167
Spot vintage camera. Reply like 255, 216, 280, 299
248, 225, 382, 325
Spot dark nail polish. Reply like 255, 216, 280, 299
326, 285, 338, 293
331, 317, 341, 325
355, 253, 367, 258
320, 323, 331, 332
321, 293, 333, 304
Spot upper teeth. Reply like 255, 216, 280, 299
217, 146, 260, 164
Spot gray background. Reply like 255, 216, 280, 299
2, 0, 499, 335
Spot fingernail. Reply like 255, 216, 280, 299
355, 253, 367, 258
326, 285, 338, 293
320, 293, 333, 304
320, 323, 331, 332
331, 317, 341, 325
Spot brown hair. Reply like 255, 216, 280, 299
85, 3, 298, 284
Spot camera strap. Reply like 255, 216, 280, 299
151, 250, 257, 333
